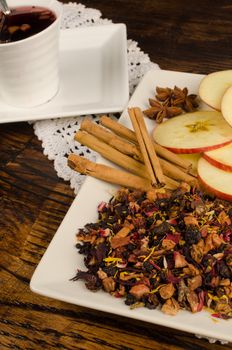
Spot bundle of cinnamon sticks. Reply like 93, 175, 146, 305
68, 107, 197, 192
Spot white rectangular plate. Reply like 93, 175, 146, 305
0, 24, 129, 123
30, 69, 232, 343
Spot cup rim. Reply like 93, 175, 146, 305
0, 0, 62, 47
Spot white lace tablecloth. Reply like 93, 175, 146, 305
32, 3, 228, 345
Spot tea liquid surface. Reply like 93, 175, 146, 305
0, 6, 56, 43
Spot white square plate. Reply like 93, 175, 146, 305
0, 24, 129, 124
30, 69, 232, 343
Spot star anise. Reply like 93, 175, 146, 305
171, 86, 199, 112
143, 100, 182, 123
143, 85, 199, 123
155, 87, 172, 106
155, 86, 199, 112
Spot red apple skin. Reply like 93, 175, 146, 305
203, 154, 232, 172
198, 175, 232, 202
166, 139, 232, 154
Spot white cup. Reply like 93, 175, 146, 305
0, 0, 62, 107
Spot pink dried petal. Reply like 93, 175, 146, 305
99, 228, 111, 237
97, 201, 106, 212
224, 229, 232, 242
166, 271, 181, 284
167, 218, 177, 225
197, 290, 205, 312
149, 260, 161, 270
166, 233, 180, 244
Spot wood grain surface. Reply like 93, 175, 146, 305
0, 1, 232, 349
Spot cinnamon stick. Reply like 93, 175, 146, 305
68, 154, 152, 191
153, 142, 193, 171
81, 117, 196, 183
128, 107, 165, 186
100, 115, 137, 143
162, 175, 180, 189
74, 130, 179, 189
81, 118, 142, 161
100, 115, 192, 171
68, 154, 178, 191
75, 130, 147, 179
159, 158, 196, 183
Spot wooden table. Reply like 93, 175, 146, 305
1, 1, 232, 349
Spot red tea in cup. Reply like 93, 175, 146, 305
0, 6, 56, 43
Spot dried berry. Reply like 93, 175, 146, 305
184, 226, 201, 245
143, 261, 154, 272
125, 294, 137, 305
217, 261, 230, 279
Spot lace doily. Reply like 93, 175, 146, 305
33, 2, 158, 193
32, 3, 230, 345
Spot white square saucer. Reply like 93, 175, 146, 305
0, 24, 129, 124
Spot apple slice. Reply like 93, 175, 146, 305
221, 86, 232, 127
152, 111, 232, 154
199, 70, 232, 110
198, 157, 232, 201
203, 143, 232, 172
